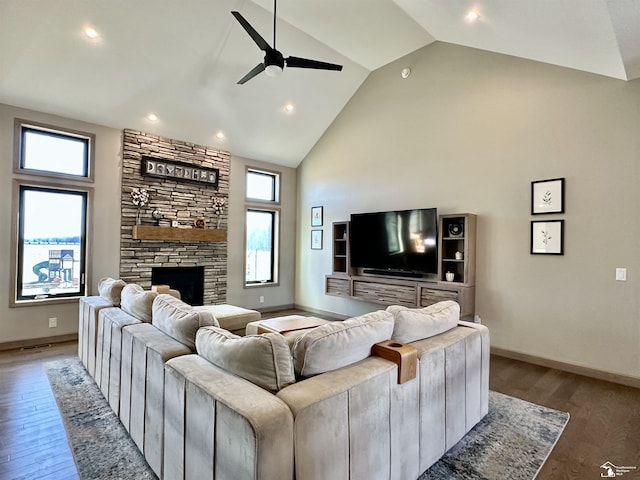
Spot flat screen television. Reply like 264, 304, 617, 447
350, 208, 438, 278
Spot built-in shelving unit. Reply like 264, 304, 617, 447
438, 214, 476, 285
325, 213, 477, 320
331, 222, 351, 275
132, 225, 227, 242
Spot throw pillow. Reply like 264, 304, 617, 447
97, 277, 126, 306
120, 284, 157, 322
291, 310, 394, 377
152, 294, 219, 350
196, 327, 296, 394
387, 300, 459, 343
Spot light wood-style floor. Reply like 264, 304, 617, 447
1, 338, 639, 479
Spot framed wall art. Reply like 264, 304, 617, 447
142, 155, 219, 189
531, 177, 564, 215
311, 206, 323, 227
311, 229, 323, 250
531, 220, 564, 255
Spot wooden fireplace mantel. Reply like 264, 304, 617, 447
132, 225, 227, 242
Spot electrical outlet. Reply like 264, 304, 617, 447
48, 317, 57, 328
259, 296, 265, 303
615, 268, 627, 281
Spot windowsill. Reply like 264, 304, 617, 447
10, 296, 82, 308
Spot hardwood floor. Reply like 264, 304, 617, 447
1, 336, 638, 479
0, 342, 78, 480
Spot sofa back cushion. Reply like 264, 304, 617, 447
291, 310, 394, 377
152, 294, 219, 350
98, 277, 126, 306
196, 327, 295, 393
120, 284, 157, 322
387, 300, 459, 343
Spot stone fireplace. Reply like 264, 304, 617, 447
119, 129, 229, 304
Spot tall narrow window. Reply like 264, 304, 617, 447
16, 186, 87, 301
245, 168, 280, 286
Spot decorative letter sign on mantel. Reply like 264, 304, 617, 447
142, 155, 219, 189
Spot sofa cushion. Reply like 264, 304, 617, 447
291, 310, 394, 377
152, 294, 219, 350
387, 300, 459, 343
120, 284, 157, 322
98, 277, 126, 306
196, 327, 295, 393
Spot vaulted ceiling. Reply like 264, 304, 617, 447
1, 0, 638, 167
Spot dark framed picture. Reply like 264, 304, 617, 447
311, 229, 323, 250
531, 177, 565, 215
142, 155, 219, 189
311, 206, 323, 227
531, 220, 564, 255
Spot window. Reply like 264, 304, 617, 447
11, 120, 93, 305
15, 185, 88, 302
246, 168, 280, 202
14, 119, 94, 180
245, 168, 280, 286
245, 209, 278, 284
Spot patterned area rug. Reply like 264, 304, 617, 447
46, 357, 568, 480
44, 358, 157, 479
419, 391, 569, 479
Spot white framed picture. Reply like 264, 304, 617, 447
531, 178, 565, 215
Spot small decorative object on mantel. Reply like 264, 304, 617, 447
152, 209, 163, 225
531, 177, 565, 215
213, 196, 226, 228
194, 217, 206, 229
130, 188, 149, 225
142, 155, 219, 189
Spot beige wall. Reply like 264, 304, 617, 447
227, 155, 297, 310
296, 42, 640, 379
0, 103, 122, 343
1, 105, 297, 344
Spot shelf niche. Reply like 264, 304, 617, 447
132, 225, 227, 242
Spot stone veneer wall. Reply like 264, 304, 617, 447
119, 129, 229, 304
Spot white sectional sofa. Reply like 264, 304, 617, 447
78, 280, 489, 480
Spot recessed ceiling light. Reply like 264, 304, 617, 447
284, 103, 295, 113
401, 67, 411, 79
215, 131, 225, 139
84, 26, 99, 39
147, 113, 158, 122
466, 11, 480, 21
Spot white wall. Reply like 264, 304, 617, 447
0, 103, 122, 343
295, 42, 640, 379
226, 155, 297, 310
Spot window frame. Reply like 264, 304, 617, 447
13, 118, 95, 182
10, 180, 92, 306
244, 166, 282, 288
245, 166, 281, 204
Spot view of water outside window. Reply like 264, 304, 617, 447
20, 189, 84, 297
245, 210, 274, 283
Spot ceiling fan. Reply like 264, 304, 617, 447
231, 0, 343, 84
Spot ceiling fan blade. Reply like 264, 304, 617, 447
286, 56, 343, 71
231, 11, 270, 51
237, 63, 266, 84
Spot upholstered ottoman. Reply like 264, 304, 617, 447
194, 304, 261, 335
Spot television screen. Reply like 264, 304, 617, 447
350, 208, 438, 277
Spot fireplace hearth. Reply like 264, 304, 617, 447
152, 266, 204, 306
